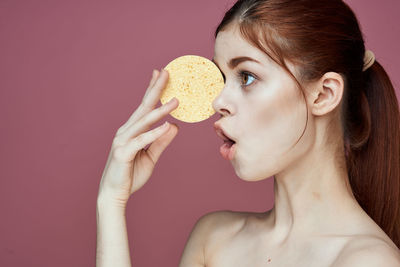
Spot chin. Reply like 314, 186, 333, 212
234, 165, 275, 182
232, 150, 282, 181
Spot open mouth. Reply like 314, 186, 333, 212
214, 123, 237, 160
214, 123, 236, 148
224, 138, 236, 147
220, 136, 236, 161
219, 129, 236, 147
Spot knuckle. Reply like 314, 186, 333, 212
162, 102, 170, 111
134, 134, 145, 144
140, 100, 150, 110
137, 109, 159, 128
152, 102, 169, 117
116, 126, 124, 135
112, 147, 126, 160
112, 135, 125, 147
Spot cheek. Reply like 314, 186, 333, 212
252, 83, 304, 149
237, 82, 306, 178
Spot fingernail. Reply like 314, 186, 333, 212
162, 121, 169, 127
152, 69, 156, 77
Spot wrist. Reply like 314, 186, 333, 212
97, 193, 127, 211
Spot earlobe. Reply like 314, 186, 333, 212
311, 72, 344, 116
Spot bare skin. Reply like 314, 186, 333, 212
96, 69, 180, 267
181, 23, 400, 266
196, 209, 399, 267
96, 23, 400, 267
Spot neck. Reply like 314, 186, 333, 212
268, 139, 363, 243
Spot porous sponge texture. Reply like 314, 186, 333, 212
161, 55, 225, 123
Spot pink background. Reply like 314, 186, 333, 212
0, 0, 399, 266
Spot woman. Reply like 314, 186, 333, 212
96, 0, 400, 266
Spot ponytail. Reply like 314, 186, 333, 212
345, 60, 400, 247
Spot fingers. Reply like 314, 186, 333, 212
113, 121, 171, 162
148, 69, 160, 89
116, 96, 179, 144
117, 69, 168, 135
141, 69, 169, 111
146, 123, 179, 164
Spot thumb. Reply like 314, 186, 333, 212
146, 123, 179, 163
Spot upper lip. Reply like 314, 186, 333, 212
214, 122, 236, 143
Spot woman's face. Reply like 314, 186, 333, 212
212, 24, 315, 181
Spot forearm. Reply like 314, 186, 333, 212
96, 197, 132, 267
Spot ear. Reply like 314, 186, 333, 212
309, 72, 344, 116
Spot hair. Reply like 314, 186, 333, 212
214, 0, 400, 247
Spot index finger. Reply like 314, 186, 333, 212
119, 69, 169, 132
141, 69, 169, 110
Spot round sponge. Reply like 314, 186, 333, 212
160, 55, 225, 123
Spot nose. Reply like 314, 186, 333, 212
212, 92, 231, 117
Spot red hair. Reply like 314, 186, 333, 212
215, 0, 400, 247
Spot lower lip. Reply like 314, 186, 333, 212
220, 141, 236, 161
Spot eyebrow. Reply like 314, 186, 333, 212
211, 56, 261, 69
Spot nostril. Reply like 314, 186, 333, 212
220, 108, 230, 116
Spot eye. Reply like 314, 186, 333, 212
237, 70, 256, 88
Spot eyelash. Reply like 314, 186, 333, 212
221, 70, 257, 89
236, 70, 257, 88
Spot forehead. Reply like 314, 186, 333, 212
214, 25, 272, 66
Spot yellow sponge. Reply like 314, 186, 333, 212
160, 55, 225, 123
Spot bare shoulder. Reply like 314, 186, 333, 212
178, 210, 249, 267
200, 210, 250, 252
332, 235, 400, 267
189, 210, 247, 243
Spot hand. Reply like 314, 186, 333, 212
97, 69, 179, 207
